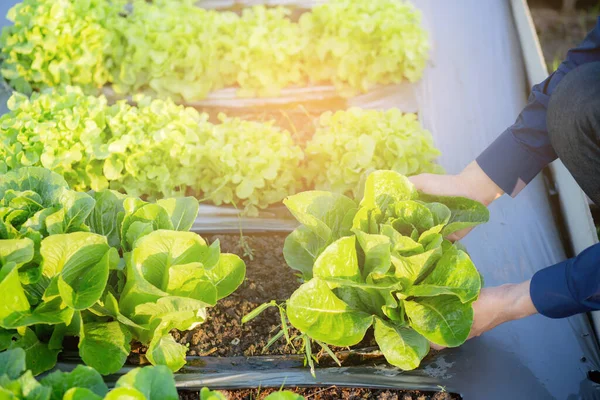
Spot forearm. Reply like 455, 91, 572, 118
457, 161, 504, 206
501, 280, 537, 321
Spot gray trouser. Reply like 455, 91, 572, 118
548, 62, 600, 205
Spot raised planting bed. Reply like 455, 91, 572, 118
121, 233, 383, 364
179, 386, 458, 400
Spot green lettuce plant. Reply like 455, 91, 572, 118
0, 0, 118, 94
1, 0, 429, 100
304, 108, 443, 198
299, 0, 429, 95
0, 167, 246, 375
280, 171, 488, 370
0, 348, 180, 400
0, 88, 304, 215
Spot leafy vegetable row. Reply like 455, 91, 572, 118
0, 348, 301, 400
268, 171, 488, 370
0, 167, 246, 375
1, 0, 429, 100
0, 88, 440, 215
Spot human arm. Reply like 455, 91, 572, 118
476, 17, 600, 197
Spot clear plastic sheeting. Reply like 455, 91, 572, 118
193, 205, 298, 233
102, 81, 419, 112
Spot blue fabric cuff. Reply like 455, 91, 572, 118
530, 260, 595, 319
476, 129, 548, 197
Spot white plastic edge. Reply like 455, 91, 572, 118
509, 0, 600, 334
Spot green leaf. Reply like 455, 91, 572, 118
113, 366, 178, 400
145, 334, 187, 372
406, 247, 481, 303
104, 387, 146, 400
353, 230, 392, 277
120, 230, 217, 316
0, 238, 34, 266
0, 168, 67, 208
360, 170, 416, 211
9, 328, 58, 376
121, 201, 174, 251
85, 190, 126, 248
46, 191, 95, 235
287, 278, 372, 347
41, 233, 115, 310
283, 191, 357, 242
380, 224, 423, 254
78, 321, 132, 375
63, 388, 103, 400
264, 392, 305, 400
404, 295, 473, 347
391, 247, 442, 284
203, 253, 246, 300
0, 262, 31, 328
0, 348, 26, 379
0, 329, 15, 351
390, 201, 434, 234
417, 193, 489, 237
313, 236, 361, 284
40, 365, 108, 400
373, 317, 428, 370
199, 387, 228, 400
283, 225, 326, 280
156, 197, 199, 231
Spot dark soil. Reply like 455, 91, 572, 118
179, 386, 459, 400
178, 233, 376, 358
127, 233, 377, 364
182, 233, 303, 357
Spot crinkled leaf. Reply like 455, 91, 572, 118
406, 246, 481, 303
404, 295, 473, 347
418, 193, 489, 237
313, 236, 361, 284
287, 278, 372, 347
373, 318, 428, 370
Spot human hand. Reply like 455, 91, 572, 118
409, 161, 504, 241
430, 280, 537, 350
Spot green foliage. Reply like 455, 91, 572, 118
0, 0, 118, 94
284, 170, 489, 370
304, 109, 443, 198
0, 348, 181, 400
0, 167, 246, 374
1, 0, 428, 100
0, 88, 304, 215
299, 0, 429, 95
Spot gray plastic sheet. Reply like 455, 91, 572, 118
1, 0, 600, 398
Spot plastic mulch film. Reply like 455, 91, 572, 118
196, 0, 327, 9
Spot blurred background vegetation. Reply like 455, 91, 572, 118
527, 0, 599, 71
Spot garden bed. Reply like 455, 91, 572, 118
179, 386, 459, 400
127, 233, 379, 362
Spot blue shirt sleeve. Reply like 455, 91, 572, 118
476, 17, 600, 197
530, 243, 600, 318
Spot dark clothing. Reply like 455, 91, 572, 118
530, 62, 600, 318
477, 17, 600, 197
475, 18, 600, 319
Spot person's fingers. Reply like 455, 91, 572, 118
447, 226, 474, 242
